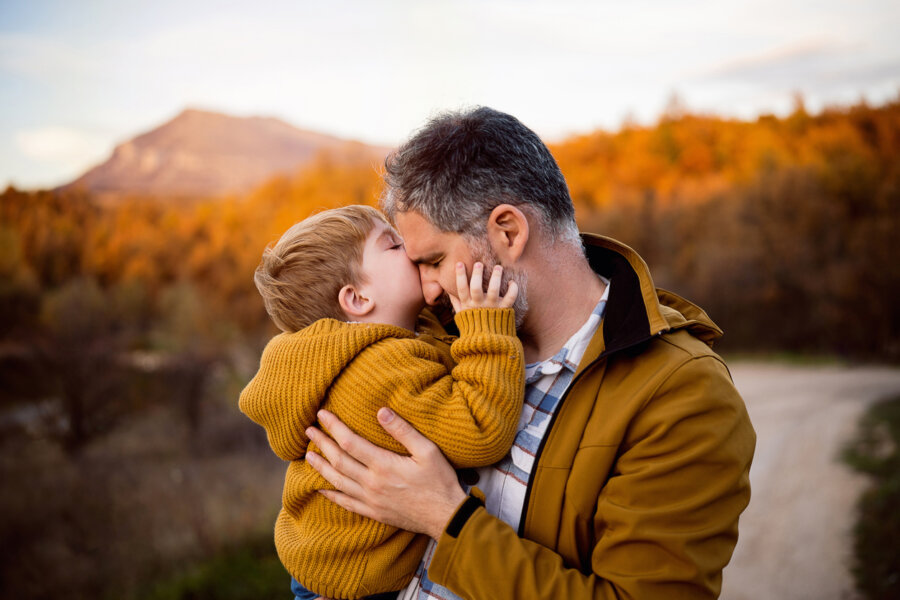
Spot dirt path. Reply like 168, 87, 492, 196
720, 362, 900, 600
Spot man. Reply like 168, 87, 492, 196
305, 107, 756, 599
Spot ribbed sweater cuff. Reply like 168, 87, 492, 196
453, 307, 517, 337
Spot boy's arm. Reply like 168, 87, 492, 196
426, 261, 525, 465
378, 263, 524, 467
339, 305, 523, 468
428, 305, 525, 465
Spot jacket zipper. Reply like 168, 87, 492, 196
515, 335, 656, 537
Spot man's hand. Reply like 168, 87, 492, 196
306, 407, 468, 540
451, 262, 518, 313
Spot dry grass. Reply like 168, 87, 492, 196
0, 388, 287, 600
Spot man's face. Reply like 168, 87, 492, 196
394, 210, 527, 321
394, 211, 476, 308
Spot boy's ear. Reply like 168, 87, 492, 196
487, 204, 529, 263
338, 284, 375, 319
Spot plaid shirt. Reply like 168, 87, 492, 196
398, 282, 609, 600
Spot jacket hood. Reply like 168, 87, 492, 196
581, 234, 723, 362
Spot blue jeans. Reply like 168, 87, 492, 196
290, 577, 400, 600
290, 578, 318, 600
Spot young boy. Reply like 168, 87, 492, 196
239, 205, 525, 600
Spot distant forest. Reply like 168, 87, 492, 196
2, 99, 898, 439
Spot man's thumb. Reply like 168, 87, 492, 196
377, 407, 425, 453
377, 406, 396, 425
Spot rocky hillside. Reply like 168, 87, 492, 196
62, 108, 389, 199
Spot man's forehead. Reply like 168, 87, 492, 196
394, 211, 457, 259
400, 232, 443, 263
394, 211, 434, 241
394, 210, 431, 232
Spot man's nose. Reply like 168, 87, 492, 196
419, 269, 444, 306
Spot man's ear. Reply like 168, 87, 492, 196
338, 284, 375, 319
487, 204, 529, 263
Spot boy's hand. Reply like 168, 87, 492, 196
450, 262, 518, 313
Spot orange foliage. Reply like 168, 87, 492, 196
551, 98, 900, 214
2, 98, 899, 357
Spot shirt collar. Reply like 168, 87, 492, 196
525, 278, 610, 383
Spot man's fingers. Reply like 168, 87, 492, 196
316, 409, 397, 469
306, 421, 367, 482
377, 407, 439, 460
305, 446, 366, 499
318, 489, 379, 523
316, 409, 374, 462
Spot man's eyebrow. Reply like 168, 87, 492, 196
410, 252, 443, 265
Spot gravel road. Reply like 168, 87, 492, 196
720, 362, 900, 600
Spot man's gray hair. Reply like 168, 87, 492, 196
381, 107, 581, 247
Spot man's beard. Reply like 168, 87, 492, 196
463, 237, 529, 328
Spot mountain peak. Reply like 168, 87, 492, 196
177, 107, 220, 118
63, 109, 388, 200
170, 107, 277, 125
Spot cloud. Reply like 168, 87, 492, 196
689, 37, 900, 92
683, 36, 900, 111
696, 39, 847, 81
15, 127, 110, 174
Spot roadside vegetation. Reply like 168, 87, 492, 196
0, 370, 288, 599
842, 395, 900, 600
140, 535, 286, 600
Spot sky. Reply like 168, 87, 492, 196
1, 0, 899, 189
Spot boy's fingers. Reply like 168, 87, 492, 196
448, 293, 461, 313
500, 280, 518, 308
486, 265, 503, 301
455, 262, 469, 304
469, 262, 485, 302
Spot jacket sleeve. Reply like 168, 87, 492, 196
333, 307, 525, 468
426, 355, 755, 600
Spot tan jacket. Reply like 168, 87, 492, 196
428, 234, 756, 600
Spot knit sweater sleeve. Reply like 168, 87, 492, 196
329, 307, 524, 468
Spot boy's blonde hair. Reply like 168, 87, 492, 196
255, 205, 390, 332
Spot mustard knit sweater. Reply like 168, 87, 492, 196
239, 308, 524, 599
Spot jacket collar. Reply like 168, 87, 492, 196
578, 234, 723, 370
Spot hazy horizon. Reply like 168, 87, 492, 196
2, 0, 899, 189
